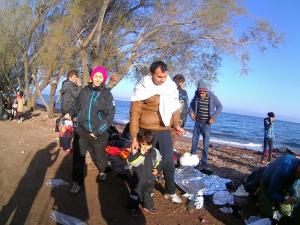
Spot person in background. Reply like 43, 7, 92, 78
14, 91, 25, 123
61, 70, 82, 117
189, 79, 222, 168
130, 61, 185, 204
59, 70, 82, 152
173, 74, 188, 128
260, 112, 276, 164
128, 130, 161, 216
66, 66, 115, 195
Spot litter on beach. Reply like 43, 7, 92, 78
179, 152, 199, 167
49, 210, 87, 225
219, 207, 233, 214
213, 191, 234, 205
245, 216, 272, 225
232, 185, 249, 197
46, 179, 69, 189
174, 167, 231, 195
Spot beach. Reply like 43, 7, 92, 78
0, 109, 264, 225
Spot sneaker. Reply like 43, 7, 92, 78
97, 172, 107, 182
143, 207, 158, 214
164, 193, 182, 203
70, 182, 82, 196
129, 209, 139, 217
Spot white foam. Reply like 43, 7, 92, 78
115, 119, 129, 124
183, 132, 262, 151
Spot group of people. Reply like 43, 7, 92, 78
60, 61, 224, 215
0, 89, 25, 122
59, 60, 299, 223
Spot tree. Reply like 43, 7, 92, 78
0, 0, 62, 107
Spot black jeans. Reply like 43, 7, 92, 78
152, 130, 176, 195
128, 179, 155, 210
72, 127, 109, 186
261, 138, 273, 162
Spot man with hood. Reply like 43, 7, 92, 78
189, 79, 222, 167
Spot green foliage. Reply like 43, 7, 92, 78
0, 0, 283, 94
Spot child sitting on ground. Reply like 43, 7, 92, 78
128, 130, 162, 216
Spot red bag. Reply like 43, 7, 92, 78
106, 146, 121, 156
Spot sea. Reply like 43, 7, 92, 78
39, 97, 300, 154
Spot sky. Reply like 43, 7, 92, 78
49, 0, 300, 122
110, 0, 300, 122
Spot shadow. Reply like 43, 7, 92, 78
23, 110, 41, 120
98, 172, 146, 225
51, 153, 89, 223
0, 142, 59, 225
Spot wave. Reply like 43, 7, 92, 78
183, 131, 262, 151
115, 118, 129, 124
210, 138, 262, 151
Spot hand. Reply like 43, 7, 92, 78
89, 133, 96, 138
140, 148, 147, 155
64, 113, 71, 120
152, 169, 158, 176
284, 196, 297, 205
76, 78, 82, 87
131, 138, 139, 152
174, 125, 186, 136
208, 118, 215, 124
190, 112, 196, 121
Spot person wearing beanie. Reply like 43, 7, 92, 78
65, 66, 115, 195
260, 112, 276, 164
189, 79, 222, 168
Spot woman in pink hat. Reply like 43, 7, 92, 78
66, 66, 115, 195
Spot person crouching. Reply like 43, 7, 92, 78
128, 130, 162, 216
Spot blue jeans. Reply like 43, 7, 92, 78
190, 121, 211, 164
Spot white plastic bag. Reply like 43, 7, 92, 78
219, 207, 233, 214
179, 153, 199, 167
232, 185, 249, 197
213, 191, 234, 205
245, 216, 272, 225
182, 193, 204, 209
46, 179, 69, 189
49, 210, 87, 225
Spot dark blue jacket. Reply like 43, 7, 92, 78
70, 84, 115, 137
189, 90, 223, 121
262, 155, 300, 202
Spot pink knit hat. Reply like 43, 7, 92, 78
90, 66, 108, 84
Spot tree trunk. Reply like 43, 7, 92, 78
31, 92, 38, 110
48, 82, 58, 118
81, 49, 90, 86
23, 53, 32, 108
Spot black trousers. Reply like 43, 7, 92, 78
128, 179, 155, 210
261, 138, 273, 162
72, 127, 109, 186
152, 130, 176, 195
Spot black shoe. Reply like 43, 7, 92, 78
143, 207, 158, 214
70, 182, 82, 196
129, 209, 139, 217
